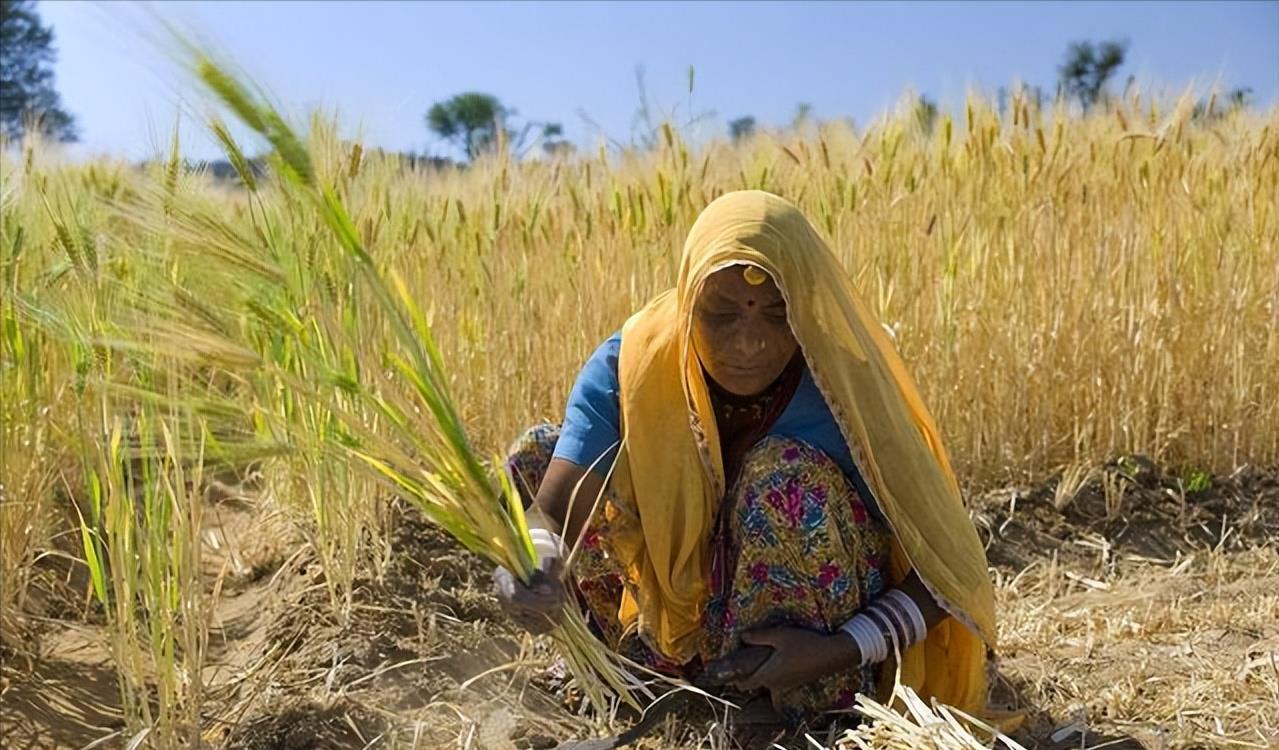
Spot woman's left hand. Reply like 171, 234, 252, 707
733, 627, 861, 708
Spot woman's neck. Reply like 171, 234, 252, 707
705, 350, 804, 406
705, 349, 805, 492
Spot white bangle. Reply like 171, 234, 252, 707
839, 589, 929, 665
839, 612, 886, 665
884, 589, 927, 643
874, 603, 905, 653
860, 614, 890, 662
864, 605, 900, 656
528, 527, 564, 569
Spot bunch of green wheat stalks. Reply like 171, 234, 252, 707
105, 48, 656, 715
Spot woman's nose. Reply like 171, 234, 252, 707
730, 326, 767, 357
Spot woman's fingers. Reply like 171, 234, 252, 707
767, 686, 785, 713
735, 653, 777, 692
735, 666, 765, 692
514, 569, 564, 610
700, 645, 772, 687
492, 565, 565, 635
734, 646, 801, 696
493, 566, 561, 606
542, 556, 566, 583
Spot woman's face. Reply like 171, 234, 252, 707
691, 265, 799, 397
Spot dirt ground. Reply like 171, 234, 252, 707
2, 457, 1276, 749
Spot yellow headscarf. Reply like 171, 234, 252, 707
605, 190, 997, 713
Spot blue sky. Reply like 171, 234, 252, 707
38, 0, 1279, 161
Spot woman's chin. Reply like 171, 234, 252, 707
718, 375, 773, 397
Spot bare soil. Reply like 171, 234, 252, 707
2, 458, 1276, 749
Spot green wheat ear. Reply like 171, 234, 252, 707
180, 47, 653, 714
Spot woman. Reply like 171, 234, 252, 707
494, 190, 997, 723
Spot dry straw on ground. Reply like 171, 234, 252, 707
1, 38, 1276, 748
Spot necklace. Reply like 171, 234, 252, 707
704, 350, 804, 429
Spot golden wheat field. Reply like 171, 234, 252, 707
1, 61, 1277, 750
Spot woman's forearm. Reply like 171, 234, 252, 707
828, 571, 948, 673
529, 457, 605, 546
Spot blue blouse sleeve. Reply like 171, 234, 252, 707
552, 332, 623, 475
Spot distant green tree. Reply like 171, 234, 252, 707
426, 92, 563, 161
426, 92, 507, 160
791, 102, 813, 129
0, 0, 78, 141
1193, 86, 1254, 120
1058, 39, 1128, 111
540, 122, 575, 157
997, 83, 1047, 117
912, 95, 938, 135
729, 116, 756, 142
1227, 86, 1253, 110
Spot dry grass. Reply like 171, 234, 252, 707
994, 545, 1279, 748
1, 66, 1277, 748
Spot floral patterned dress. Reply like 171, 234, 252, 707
505, 422, 893, 719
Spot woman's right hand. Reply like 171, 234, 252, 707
492, 556, 566, 635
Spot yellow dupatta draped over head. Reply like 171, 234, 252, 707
605, 190, 997, 713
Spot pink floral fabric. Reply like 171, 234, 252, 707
504, 425, 892, 718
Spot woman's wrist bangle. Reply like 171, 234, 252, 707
883, 589, 928, 643
839, 612, 885, 665
839, 588, 928, 665
528, 527, 564, 569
